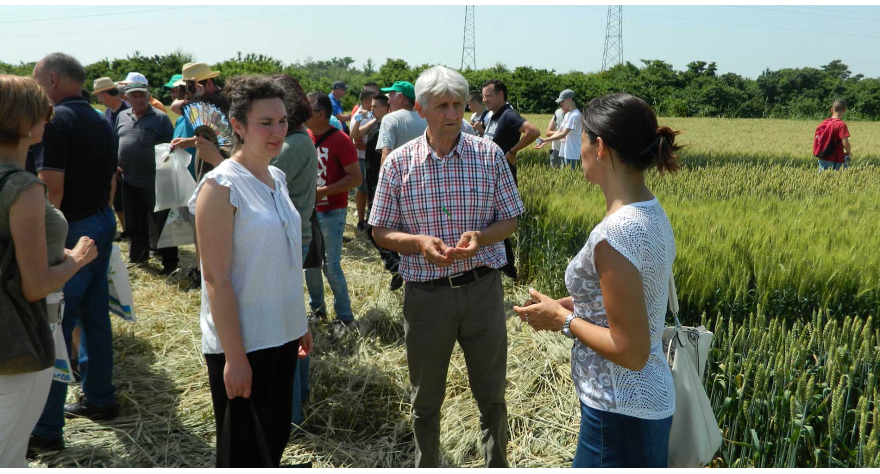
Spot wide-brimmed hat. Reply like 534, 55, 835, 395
182, 62, 220, 82
92, 77, 116, 95
119, 72, 148, 86
163, 74, 183, 89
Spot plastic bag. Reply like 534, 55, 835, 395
157, 207, 194, 249
108, 244, 136, 322
51, 323, 74, 384
155, 143, 197, 212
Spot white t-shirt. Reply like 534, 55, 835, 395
351, 109, 374, 159
375, 109, 428, 152
551, 108, 565, 152
562, 109, 582, 162
461, 119, 477, 136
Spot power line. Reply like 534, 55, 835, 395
621, 8, 880, 41
791, 5, 880, 17
729, 5, 880, 24
0, 6, 201, 25
0, 6, 356, 40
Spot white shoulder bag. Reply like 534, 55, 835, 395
662, 274, 722, 468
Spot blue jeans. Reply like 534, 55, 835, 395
292, 244, 311, 426
818, 158, 848, 171
304, 207, 353, 322
566, 159, 580, 171
33, 207, 117, 440
572, 402, 673, 468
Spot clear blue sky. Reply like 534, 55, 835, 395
2, 5, 879, 78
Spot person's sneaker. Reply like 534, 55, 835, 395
389, 273, 404, 291
331, 319, 356, 340
308, 308, 327, 325
159, 265, 178, 276
64, 399, 119, 421
27, 435, 65, 458
356, 220, 366, 232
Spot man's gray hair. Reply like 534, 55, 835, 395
40, 52, 85, 84
414, 66, 469, 107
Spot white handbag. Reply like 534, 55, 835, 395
663, 274, 722, 468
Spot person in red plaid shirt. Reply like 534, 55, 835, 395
369, 66, 523, 468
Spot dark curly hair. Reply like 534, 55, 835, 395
270, 74, 312, 132
227, 75, 286, 146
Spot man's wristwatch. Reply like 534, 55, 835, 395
562, 313, 576, 339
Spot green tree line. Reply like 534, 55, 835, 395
3, 51, 878, 120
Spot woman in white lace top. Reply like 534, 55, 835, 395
514, 93, 682, 468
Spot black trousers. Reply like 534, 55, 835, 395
205, 339, 299, 467
365, 168, 400, 274
121, 182, 178, 268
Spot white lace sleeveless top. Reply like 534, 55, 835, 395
188, 159, 308, 354
565, 198, 676, 420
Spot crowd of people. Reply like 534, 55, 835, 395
4, 48, 767, 469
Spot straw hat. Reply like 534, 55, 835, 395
182, 62, 220, 82
92, 77, 116, 95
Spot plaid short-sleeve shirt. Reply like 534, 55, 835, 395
368, 131, 524, 282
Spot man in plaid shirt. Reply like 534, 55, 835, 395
369, 66, 523, 468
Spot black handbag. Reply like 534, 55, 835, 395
0, 169, 55, 375
302, 210, 323, 269
217, 398, 312, 468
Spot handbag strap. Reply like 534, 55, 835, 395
668, 273, 681, 329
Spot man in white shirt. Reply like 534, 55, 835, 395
350, 89, 375, 231
535, 89, 582, 170
546, 107, 566, 168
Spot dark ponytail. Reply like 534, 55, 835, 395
582, 93, 683, 175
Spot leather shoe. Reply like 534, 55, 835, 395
64, 399, 119, 421
27, 435, 65, 458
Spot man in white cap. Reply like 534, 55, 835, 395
92, 77, 129, 126
116, 81, 176, 274
535, 89, 581, 170
118, 72, 166, 113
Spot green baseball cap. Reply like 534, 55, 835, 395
381, 81, 415, 101
163, 74, 183, 89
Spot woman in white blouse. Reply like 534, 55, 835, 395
514, 93, 682, 468
189, 76, 312, 467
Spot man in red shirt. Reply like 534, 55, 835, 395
816, 100, 852, 172
304, 92, 362, 338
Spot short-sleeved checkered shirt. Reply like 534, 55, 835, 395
368, 131, 524, 282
